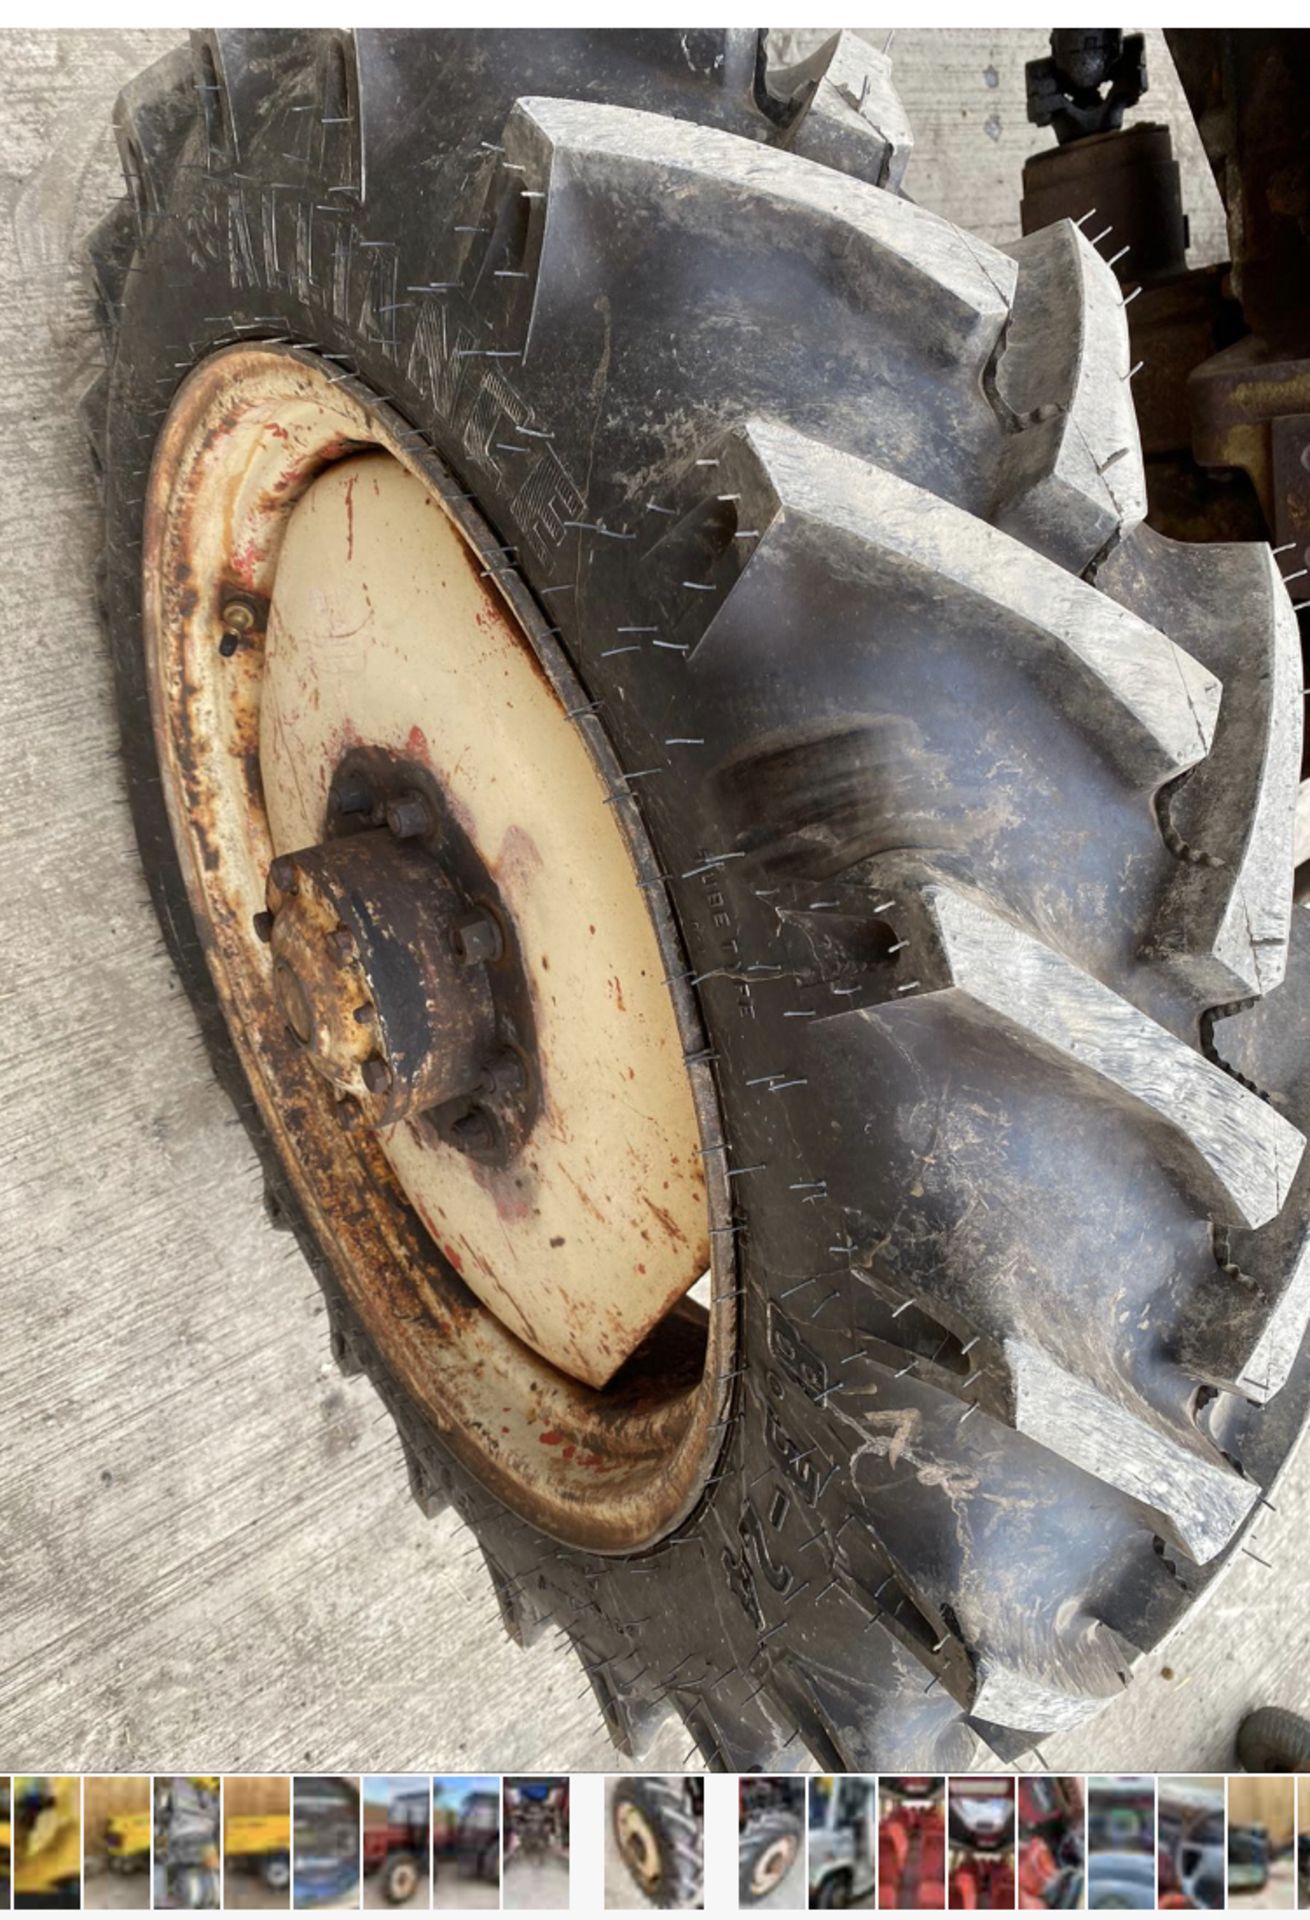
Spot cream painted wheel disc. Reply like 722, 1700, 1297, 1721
261, 453, 707, 1387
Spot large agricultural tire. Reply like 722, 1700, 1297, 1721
1235, 1705, 1310, 1773
84, 26, 1310, 1770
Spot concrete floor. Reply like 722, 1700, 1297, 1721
1, 24, 1307, 1780
432, 1865, 498, 1910
1230, 1854, 1297, 1910
224, 1865, 289, 1912
82, 1864, 149, 1910
502, 1852, 571, 1911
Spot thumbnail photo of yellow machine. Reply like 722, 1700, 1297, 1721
11, 1777, 80, 1909
223, 1777, 291, 1909
84, 1776, 150, 1908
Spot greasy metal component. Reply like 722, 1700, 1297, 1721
1167, 30, 1310, 355
615, 1802, 662, 1895
1020, 123, 1188, 287
1190, 343, 1310, 557
1025, 29, 1146, 144
262, 829, 501, 1132
143, 343, 734, 1550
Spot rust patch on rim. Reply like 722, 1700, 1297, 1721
143, 343, 736, 1552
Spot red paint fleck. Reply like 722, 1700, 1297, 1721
405, 723, 433, 766
610, 976, 626, 1012
561, 1444, 575, 1461
442, 1245, 464, 1274
344, 472, 356, 561
539, 1430, 565, 1446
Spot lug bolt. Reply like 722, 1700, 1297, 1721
352, 1003, 375, 1025
361, 1056, 392, 1095
327, 926, 356, 962
335, 1095, 364, 1132
220, 597, 258, 634
453, 910, 504, 966
386, 790, 434, 839
252, 910, 275, 944
451, 1108, 496, 1155
335, 771, 374, 817
268, 854, 299, 895
480, 1050, 527, 1098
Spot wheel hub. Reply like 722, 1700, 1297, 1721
256, 755, 535, 1157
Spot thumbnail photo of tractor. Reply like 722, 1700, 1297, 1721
432, 1777, 499, 1911
362, 1777, 428, 1909
223, 1777, 291, 1910
503, 1778, 568, 1911
83, 1776, 150, 1910
739, 1778, 805, 1907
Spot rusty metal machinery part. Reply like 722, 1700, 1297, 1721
141, 343, 733, 1547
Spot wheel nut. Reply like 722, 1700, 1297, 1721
220, 597, 258, 633
252, 910, 275, 944
336, 771, 374, 817
453, 910, 503, 966
362, 1056, 392, 1095
385, 790, 433, 839
327, 926, 356, 962
451, 1108, 496, 1155
268, 854, 299, 895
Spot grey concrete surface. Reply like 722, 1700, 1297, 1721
503, 1851, 570, 1910
0, 24, 1307, 1784
83, 1865, 149, 1910
224, 1866, 290, 1912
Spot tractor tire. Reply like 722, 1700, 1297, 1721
381, 1851, 422, 1905
612, 1778, 702, 1909
1236, 1705, 1310, 1773
85, 26, 1310, 1770
738, 1806, 803, 1905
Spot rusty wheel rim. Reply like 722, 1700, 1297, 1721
615, 1802, 663, 1894
143, 344, 735, 1552
751, 1833, 798, 1896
